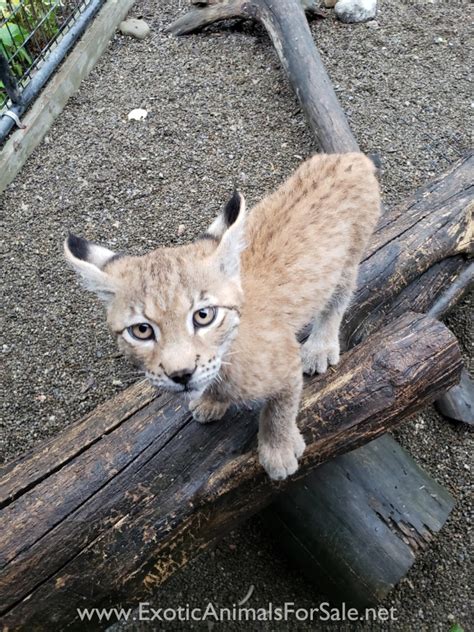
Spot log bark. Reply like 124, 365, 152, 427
344, 153, 473, 347
0, 313, 462, 628
264, 434, 455, 607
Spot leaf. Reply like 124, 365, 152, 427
450, 624, 464, 632
0, 23, 25, 49
7, 23, 29, 44
17, 46, 31, 64
0, 23, 31, 68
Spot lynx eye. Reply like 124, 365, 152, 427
128, 323, 155, 341
193, 307, 217, 328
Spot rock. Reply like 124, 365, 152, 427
127, 108, 148, 121
366, 19, 379, 29
119, 18, 150, 40
335, 0, 377, 24
177, 224, 185, 236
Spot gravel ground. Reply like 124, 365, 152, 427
1, 0, 472, 630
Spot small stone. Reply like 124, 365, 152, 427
323, 0, 337, 7
112, 379, 123, 387
127, 108, 148, 121
119, 18, 150, 40
433, 36, 445, 44
447, 614, 455, 622
177, 224, 185, 236
366, 20, 379, 29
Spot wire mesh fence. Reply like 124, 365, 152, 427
0, 0, 95, 112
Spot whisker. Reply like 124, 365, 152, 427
223, 350, 241, 357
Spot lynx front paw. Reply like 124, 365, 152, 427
189, 398, 229, 424
259, 431, 306, 481
301, 339, 340, 375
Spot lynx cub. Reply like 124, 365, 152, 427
65, 154, 380, 480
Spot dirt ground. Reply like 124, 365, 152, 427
1, 0, 472, 629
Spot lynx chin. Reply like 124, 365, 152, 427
64, 153, 380, 480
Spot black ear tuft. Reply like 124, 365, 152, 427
223, 190, 241, 227
67, 233, 89, 261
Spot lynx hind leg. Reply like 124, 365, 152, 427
258, 363, 305, 481
301, 268, 357, 376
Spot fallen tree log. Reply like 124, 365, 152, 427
0, 313, 462, 628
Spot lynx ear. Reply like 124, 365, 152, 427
64, 234, 119, 301
209, 191, 247, 279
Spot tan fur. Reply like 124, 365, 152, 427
65, 153, 381, 480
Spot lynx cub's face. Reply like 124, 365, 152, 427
64, 192, 246, 394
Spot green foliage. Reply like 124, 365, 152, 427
1, 0, 63, 105
449, 624, 464, 632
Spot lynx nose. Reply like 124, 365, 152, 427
168, 368, 195, 386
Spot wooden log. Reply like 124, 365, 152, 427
167, 0, 325, 35
0, 313, 462, 628
264, 434, 455, 607
427, 261, 473, 320
344, 153, 473, 347
166, 0, 472, 344
166, 0, 359, 153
